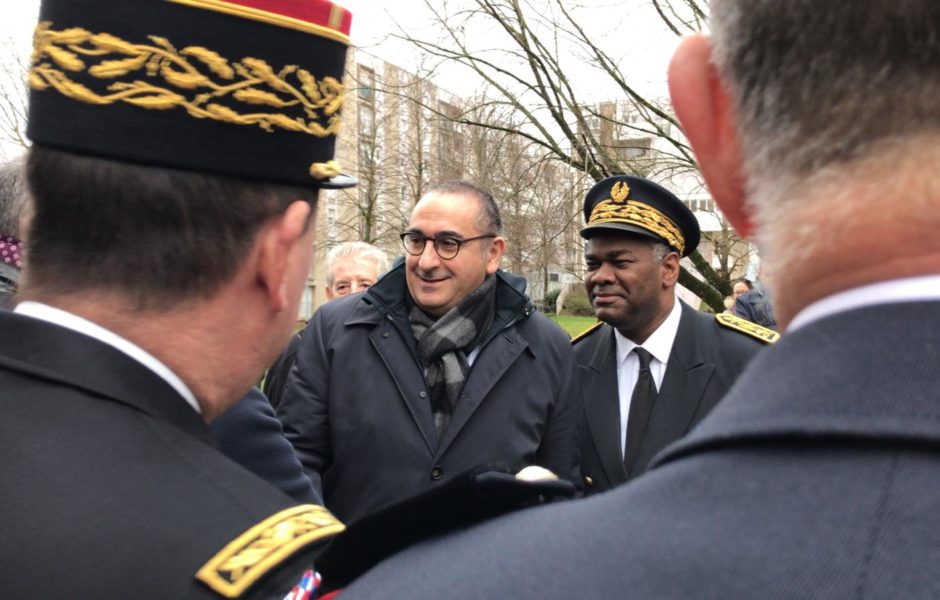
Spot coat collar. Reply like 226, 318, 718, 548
667, 300, 710, 371
654, 300, 940, 468
351, 260, 535, 343
0, 310, 212, 443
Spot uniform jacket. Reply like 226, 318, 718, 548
276, 263, 581, 523
575, 300, 767, 492
0, 311, 340, 599
210, 386, 320, 504
342, 300, 940, 599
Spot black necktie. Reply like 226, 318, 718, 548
623, 347, 657, 476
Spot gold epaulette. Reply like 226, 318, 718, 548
571, 321, 604, 344
196, 504, 345, 598
715, 313, 780, 344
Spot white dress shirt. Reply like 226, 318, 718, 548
788, 274, 940, 332
14, 301, 201, 414
613, 297, 683, 456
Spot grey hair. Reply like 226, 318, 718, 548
711, 0, 940, 184
0, 157, 28, 237
650, 240, 671, 262
325, 241, 390, 286
422, 180, 502, 235
709, 0, 940, 263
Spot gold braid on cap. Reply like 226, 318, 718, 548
587, 181, 685, 254
28, 22, 345, 180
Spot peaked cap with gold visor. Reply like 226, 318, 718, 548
27, 0, 356, 189
580, 175, 700, 257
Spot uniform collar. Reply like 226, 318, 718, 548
788, 274, 940, 332
14, 301, 201, 414
654, 299, 940, 469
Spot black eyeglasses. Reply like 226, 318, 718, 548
400, 232, 497, 260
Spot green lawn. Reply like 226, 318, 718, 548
548, 314, 599, 339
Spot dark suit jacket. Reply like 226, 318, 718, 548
342, 300, 940, 599
277, 265, 581, 523
575, 300, 768, 492
210, 386, 320, 504
0, 311, 340, 599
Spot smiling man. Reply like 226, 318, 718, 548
277, 180, 581, 523
574, 175, 775, 493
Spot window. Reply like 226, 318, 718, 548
358, 103, 374, 134
358, 66, 375, 102
618, 137, 652, 160
358, 139, 376, 173
438, 101, 464, 179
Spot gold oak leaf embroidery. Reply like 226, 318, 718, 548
28, 22, 345, 139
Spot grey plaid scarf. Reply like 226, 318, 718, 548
410, 274, 497, 441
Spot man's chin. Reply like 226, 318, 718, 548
412, 293, 449, 317
593, 306, 625, 326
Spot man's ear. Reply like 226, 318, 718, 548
669, 34, 754, 239
256, 200, 313, 312
661, 251, 681, 288
485, 236, 506, 275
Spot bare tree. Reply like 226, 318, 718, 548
0, 37, 30, 157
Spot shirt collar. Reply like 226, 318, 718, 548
788, 274, 940, 333
614, 296, 682, 366
13, 301, 201, 414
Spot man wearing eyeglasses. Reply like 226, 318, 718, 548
277, 180, 582, 524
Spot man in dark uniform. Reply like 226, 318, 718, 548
339, 1, 940, 598
0, 0, 354, 597
574, 175, 775, 493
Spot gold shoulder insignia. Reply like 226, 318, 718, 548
715, 313, 780, 344
196, 504, 345, 598
571, 321, 604, 345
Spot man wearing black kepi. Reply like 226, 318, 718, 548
0, 0, 354, 597
339, 1, 940, 598
574, 175, 775, 493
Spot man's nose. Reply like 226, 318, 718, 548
588, 263, 614, 284
417, 240, 441, 270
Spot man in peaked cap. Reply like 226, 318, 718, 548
0, 0, 353, 597
573, 175, 775, 493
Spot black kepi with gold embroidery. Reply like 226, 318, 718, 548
580, 175, 700, 257
27, 0, 355, 188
